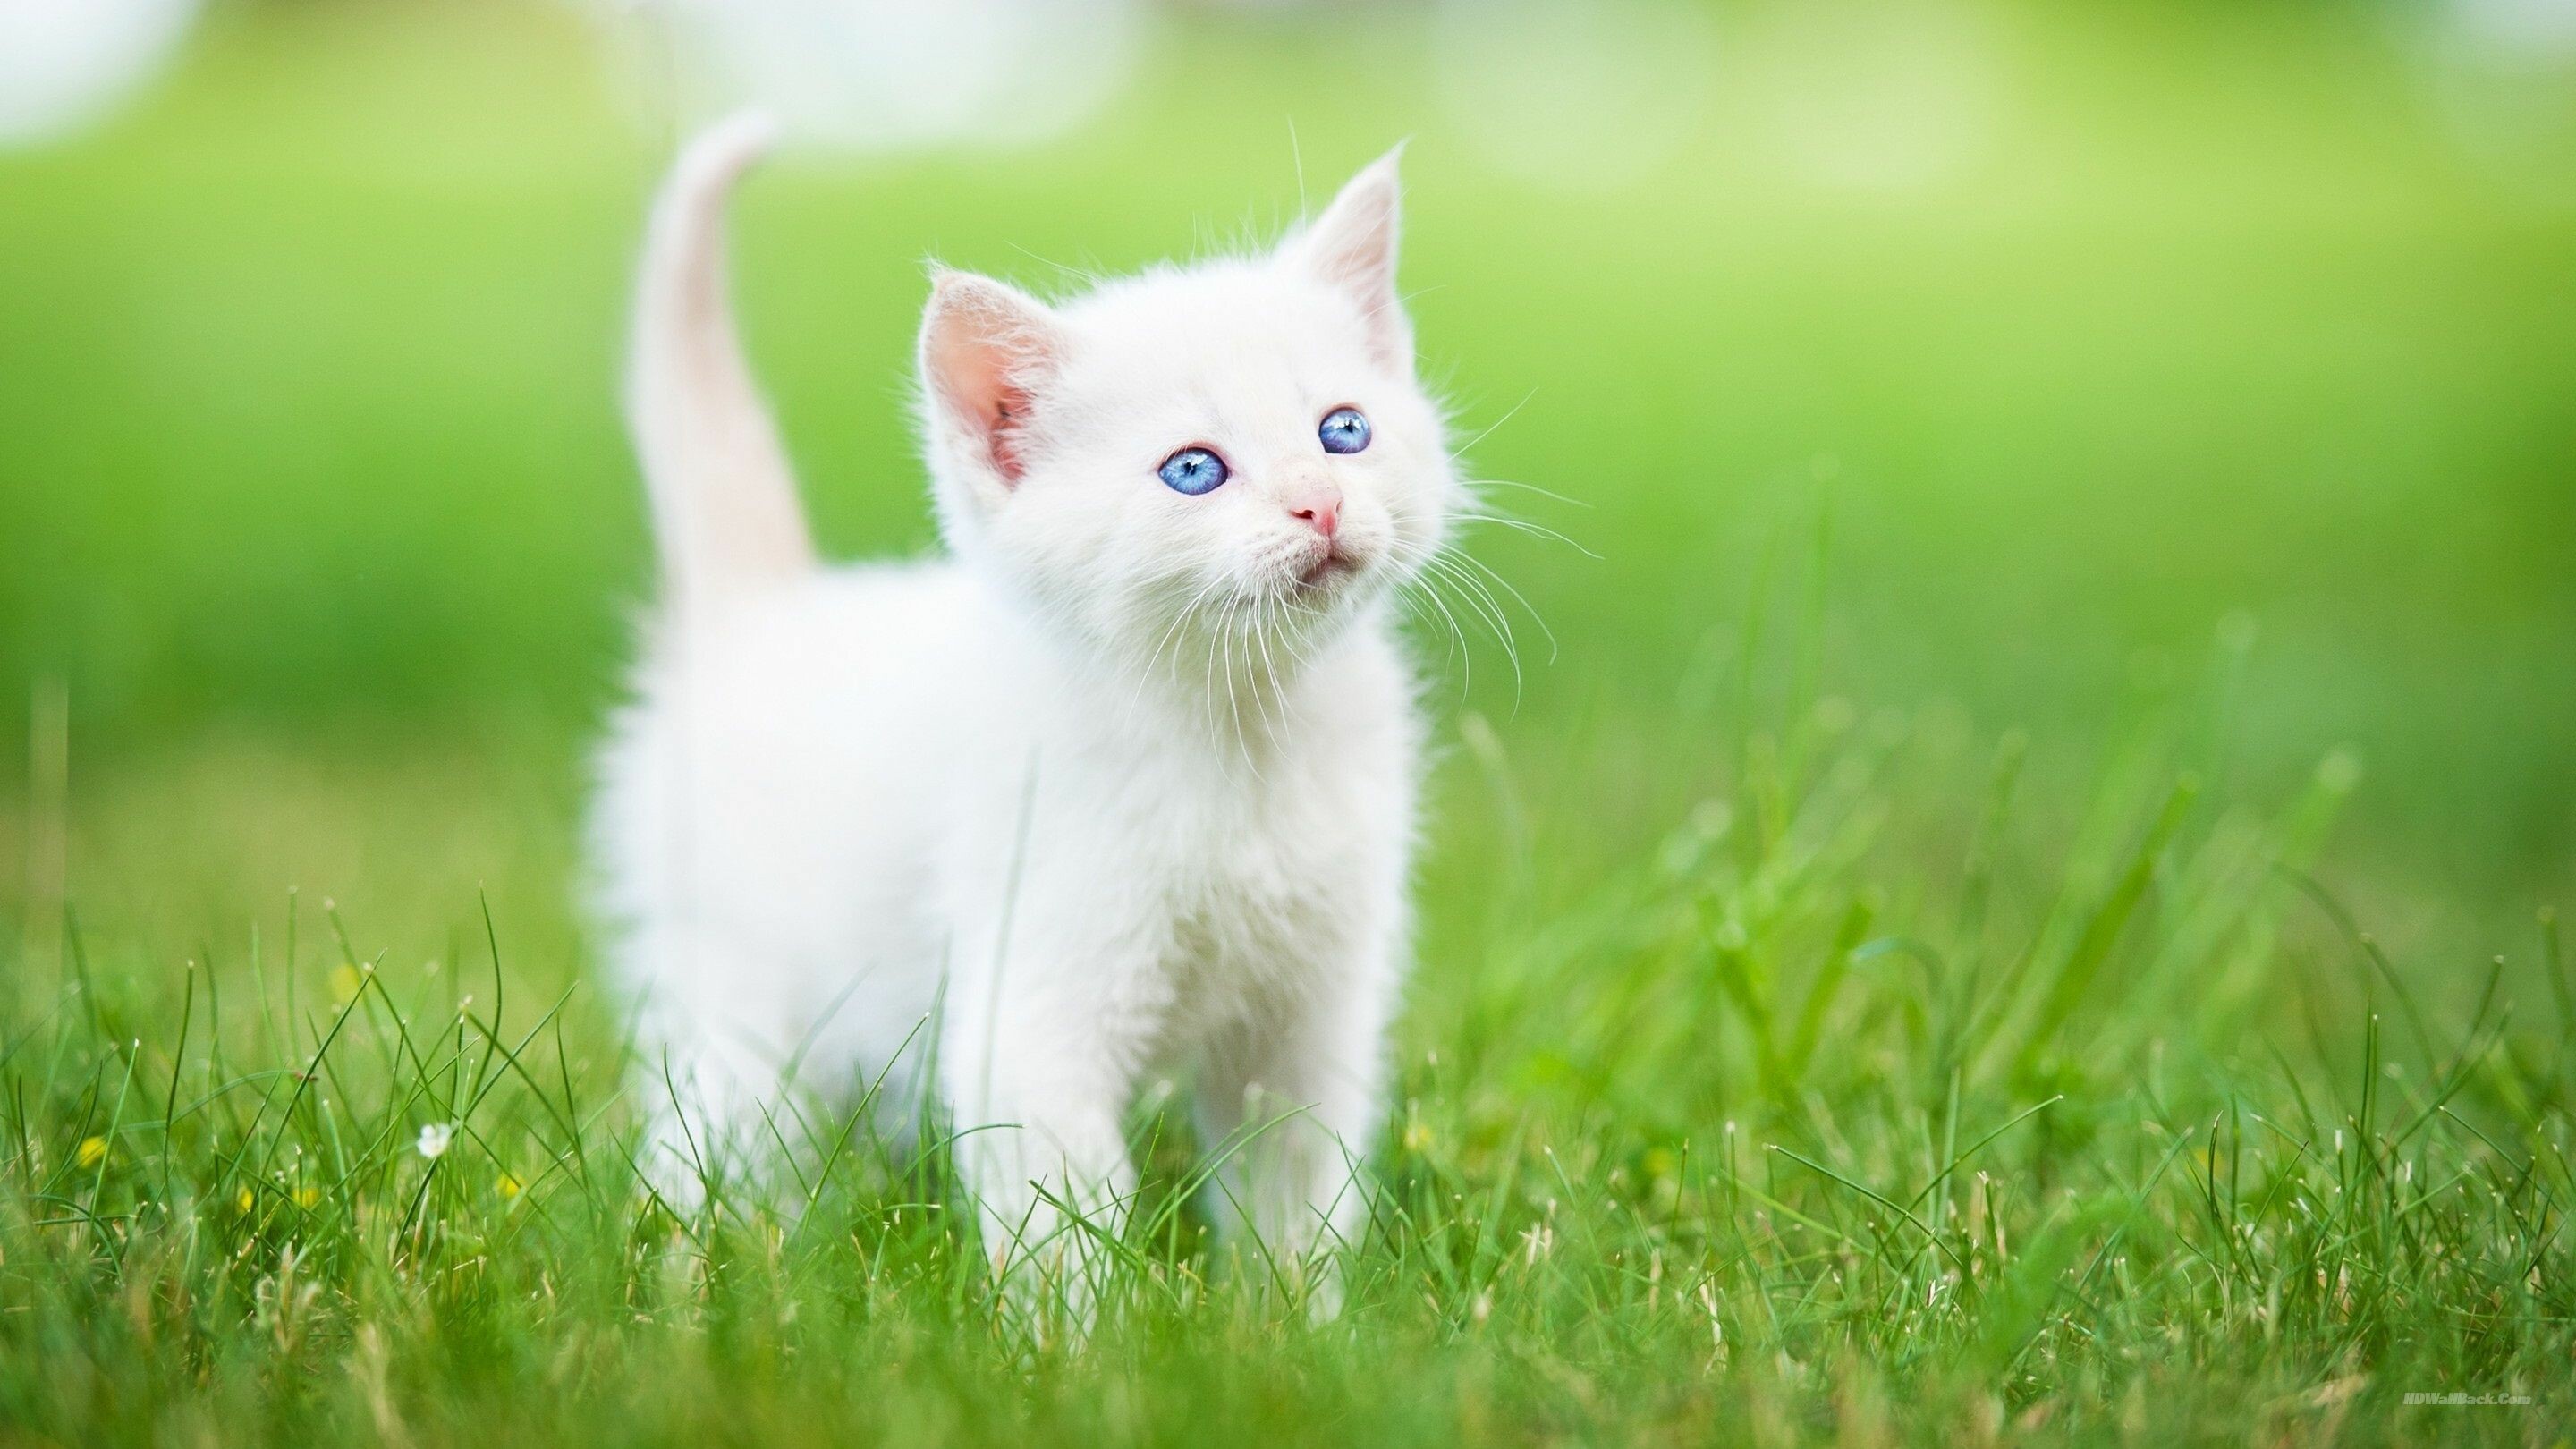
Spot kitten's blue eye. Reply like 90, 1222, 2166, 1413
1319, 406, 1372, 454
1157, 446, 1229, 496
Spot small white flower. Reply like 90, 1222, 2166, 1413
417, 1123, 456, 1161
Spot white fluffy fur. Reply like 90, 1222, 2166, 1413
589, 116, 1457, 1315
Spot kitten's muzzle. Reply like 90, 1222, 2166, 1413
1294, 535, 1365, 592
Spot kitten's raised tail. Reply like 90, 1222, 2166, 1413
628, 111, 815, 617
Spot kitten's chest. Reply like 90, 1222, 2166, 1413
1150, 866, 1337, 1056
1133, 757, 1376, 1031
1024, 635, 1415, 1042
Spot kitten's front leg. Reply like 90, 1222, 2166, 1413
640, 1036, 781, 1209
1198, 962, 1394, 1318
629, 946, 792, 1211
939, 988, 1140, 1334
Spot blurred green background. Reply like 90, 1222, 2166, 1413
0, 0, 2570, 997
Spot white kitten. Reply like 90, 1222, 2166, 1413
588, 115, 1459, 1317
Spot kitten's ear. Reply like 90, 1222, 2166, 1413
919, 270, 1066, 492
1285, 146, 1411, 371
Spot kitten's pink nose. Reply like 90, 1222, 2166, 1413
1286, 485, 1342, 541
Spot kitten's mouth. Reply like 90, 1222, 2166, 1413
1294, 549, 1358, 594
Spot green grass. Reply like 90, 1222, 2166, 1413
3, 0, 2573, 1441
4, 665, 2569, 1445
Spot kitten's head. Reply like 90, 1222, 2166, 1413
915, 152, 1456, 685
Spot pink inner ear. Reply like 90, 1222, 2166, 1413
927, 326, 1033, 484
924, 275, 1061, 487
988, 393, 1030, 482
1294, 158, 1409, 369
927, 320, 1035, 479
1309, 196, 1396, 302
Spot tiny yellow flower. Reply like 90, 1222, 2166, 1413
293, 1186, 321, 1210
328, 965, 364, 1004
1402, 1121, 1434, 1154
1642, 1148, 1679, 1181
496, 1172, 522, 1200
235, 1186, 256, 1213
75, 1136, 107, 1168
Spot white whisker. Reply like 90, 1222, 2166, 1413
1449, 387, 1538, 456
1453, 508, 1600, 558
1463, 476, 1589, 511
